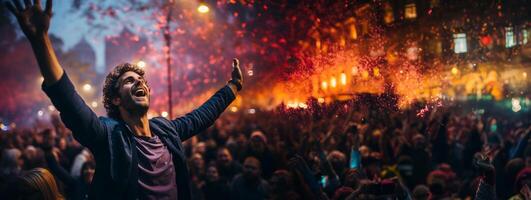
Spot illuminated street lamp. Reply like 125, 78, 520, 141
137, 60, 146, 68
83, 83, 92, 92
197, 4, 209, 13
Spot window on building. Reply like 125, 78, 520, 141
405, 3, 417, 19
453, 33, 467, 53
384, 3, 394, 24
521, 28, 528, 45
505, 27, 516, 48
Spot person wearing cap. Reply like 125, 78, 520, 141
245, 131, 275, 178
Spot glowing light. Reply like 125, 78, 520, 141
0, 123, 8, 131
512, 98, 521, 112
330, 77, 337, 88
523, 72, 528, 78
137, 60, 146, 68
321, 81, 328, 90
480, 36, 492, 46
505, 27, 516, 48
317, 97, 325, 103
453, 33, 467, 53
230, 106, 238, 112
161, 111, 169, 118
48, 105, 55, 111
361, 70, 369, 79
83, 84, 92, 92
197, 4, 210, 13
351, 66, 358, 75
373, 68, 380, 77
404, 3, 417, 19
286, 102, 298, 108
91, 101, 98, 108
286, 101, 307, 109
340, 72, 347, 85
247, 70, 254, 76
451, 67, 459, 75
37, 110, 44, 117
248, 108, 256, 114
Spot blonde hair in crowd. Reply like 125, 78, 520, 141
19, 168, 64, 200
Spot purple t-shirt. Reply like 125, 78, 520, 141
134, 135, 178, 200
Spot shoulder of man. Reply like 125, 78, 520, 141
98, 116, 120, 127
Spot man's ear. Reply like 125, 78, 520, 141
112, 97, 121, 106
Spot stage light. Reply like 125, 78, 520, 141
161, 111, 169, 117
37, 110, 44, 117
48, 105, 55, 111
91, 101, 98, 108
230, 106, 238, 112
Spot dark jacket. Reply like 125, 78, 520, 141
43, 73, 235, 200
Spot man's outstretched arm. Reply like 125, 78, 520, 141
5, 0, 106, 148
172, 59, 243, 141
5, 0, 62, 85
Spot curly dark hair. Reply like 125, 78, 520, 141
102, 63, 145, 120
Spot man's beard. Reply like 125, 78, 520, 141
122, 93, 149, 116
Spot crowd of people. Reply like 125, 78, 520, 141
0, 98, 529, 200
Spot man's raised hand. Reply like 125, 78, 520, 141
229, 58, 243, 91
5, 0, 53, 41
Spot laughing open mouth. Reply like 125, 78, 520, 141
133, 87, 147, 97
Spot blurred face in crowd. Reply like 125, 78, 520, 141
82, 163, 95, 184
359, 145, 370, 158
343, 169, 361, 190
34, 133, 44, 145
243, 157, 261, 181
206, 165, 220, 182
193, 142, 207, 155
57, 138, 67, 151
250, 135, 266, 153
327, 151, 347, 175
217, 148, 233, 167
270, 170, 291, 193
413, 134, 426, 149
191, 153, 204, 169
